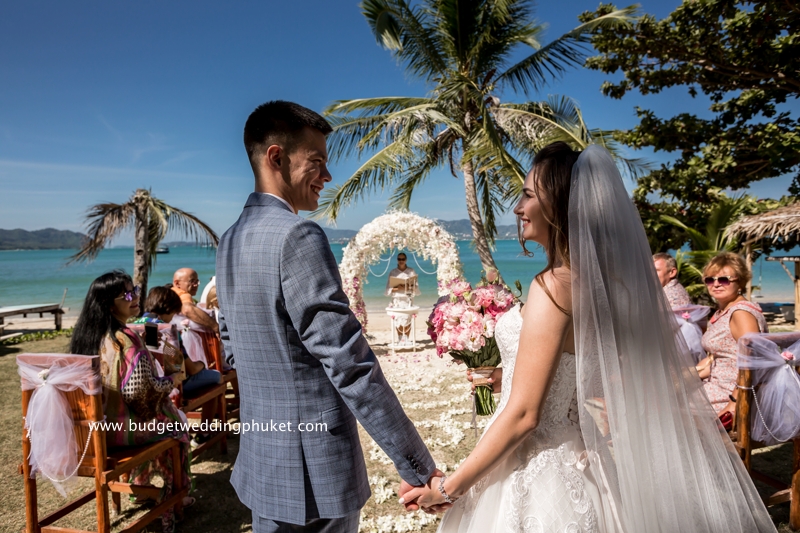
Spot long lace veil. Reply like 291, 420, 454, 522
569, 145, 776, 532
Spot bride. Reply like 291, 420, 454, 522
400, 143, 776, 532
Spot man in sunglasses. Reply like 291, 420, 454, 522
653, 252, 691, 307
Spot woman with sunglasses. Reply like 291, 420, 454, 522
697, 252, 768, 417
70, 270, 193, 533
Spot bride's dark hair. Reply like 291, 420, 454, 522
70, 270, 132, 355
518, 141, 581, 314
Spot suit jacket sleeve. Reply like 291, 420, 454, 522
281, 220, 435, 485
218, 308, 235, 368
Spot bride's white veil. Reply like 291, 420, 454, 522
569, 145, 776, 532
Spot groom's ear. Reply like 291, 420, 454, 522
265, 144, 283, 171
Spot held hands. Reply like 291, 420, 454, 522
467, 367, 502, 393
399, 475, 451, 513
398, 469, 453, 514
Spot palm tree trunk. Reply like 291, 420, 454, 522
133, 202, 149, 315
462, 158, 499, 273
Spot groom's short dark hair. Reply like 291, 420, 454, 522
244, 100, 332, 165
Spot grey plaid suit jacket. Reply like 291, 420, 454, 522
216, 193, 435, 523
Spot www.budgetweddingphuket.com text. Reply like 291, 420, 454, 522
89, 420, 327, 435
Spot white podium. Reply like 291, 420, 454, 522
385, 306, 420, 352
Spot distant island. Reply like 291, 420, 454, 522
0, 228, 86, 250
1, 219, 519, 249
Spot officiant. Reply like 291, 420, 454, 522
385, 253, 420, 344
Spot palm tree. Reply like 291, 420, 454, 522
70, 189, 219, 307
313, 0, 644, 271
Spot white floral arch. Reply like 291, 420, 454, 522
339, 211, 464, 334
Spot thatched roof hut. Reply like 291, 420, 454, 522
727, 203, 800, 329
726, 203, 800, 245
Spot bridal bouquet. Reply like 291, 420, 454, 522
427, 271, 516, 415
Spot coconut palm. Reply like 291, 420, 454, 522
313, 0, 645, 271
70, 189, 218, 308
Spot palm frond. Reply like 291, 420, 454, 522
471, 0, 544, 82
661, 215, 710, 250
495, 6, 638, 94
586, 129, 653, 180
465, 107, 526, 186
387, 144, 441, 210
360, 0, 448, 79
149, 197, 219, 247
495, 97, 589, 150
326, 100, 451, 161
68, 202, 136, 263
310, 141, 415, 223
145, 197, 219, 272
325, 96, 433, 116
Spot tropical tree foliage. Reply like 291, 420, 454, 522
582, 1, 800, 252
313, 0, 642, 271
662, 192, 794, 300
70, 189, 218, 308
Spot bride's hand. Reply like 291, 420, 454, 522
399, 476, 447, 511
467, 367, 502, 393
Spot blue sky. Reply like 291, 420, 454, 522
1, 0, 795, 244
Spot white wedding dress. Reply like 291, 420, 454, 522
438, 304, 609, 533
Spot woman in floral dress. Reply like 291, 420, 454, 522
698, 253, 768, 415
70, 270, 193, 532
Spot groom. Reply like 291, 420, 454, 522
216, 101, 437, 532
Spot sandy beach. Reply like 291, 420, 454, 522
1, 300, 794, 336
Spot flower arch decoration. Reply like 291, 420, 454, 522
339, 211, 464, 334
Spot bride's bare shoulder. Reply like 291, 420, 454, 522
527, 267, 572, 315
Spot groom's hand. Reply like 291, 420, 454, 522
397, 468, 450, 512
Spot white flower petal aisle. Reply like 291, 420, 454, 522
356, 340, 485, 532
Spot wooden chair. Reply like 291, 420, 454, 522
178, 380, 228, 458
127, 324, 228, 459
732, 332, 800, 530
197, 329, 239, 421
18, 353, 188, 533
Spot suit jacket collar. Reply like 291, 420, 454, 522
244, 192, 295, 214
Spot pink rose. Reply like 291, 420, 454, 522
781, 351, 795, 361
682, 312, 691, 320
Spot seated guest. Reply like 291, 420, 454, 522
204, 285, 221, 325
653, 252, 691, 306
697, 252, 768, 416
136, 286, 222, 395
69, 271, 193, 531
199, 275, 216, 307
172, 268, 219, 334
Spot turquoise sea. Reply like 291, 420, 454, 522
0, 241, 796, 316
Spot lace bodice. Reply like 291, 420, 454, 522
443, 304, 599, 533
488, 303, 579, 442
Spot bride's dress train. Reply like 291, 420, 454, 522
439, 304, 613, 533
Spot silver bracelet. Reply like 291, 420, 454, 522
438, 475, 456, 504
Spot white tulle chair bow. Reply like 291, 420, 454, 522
171, 315, 211, 367
17, 354, 101, 496
737, 334, 800, 445
672, 305, 710, 363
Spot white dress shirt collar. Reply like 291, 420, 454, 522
265, 193, 295, 213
